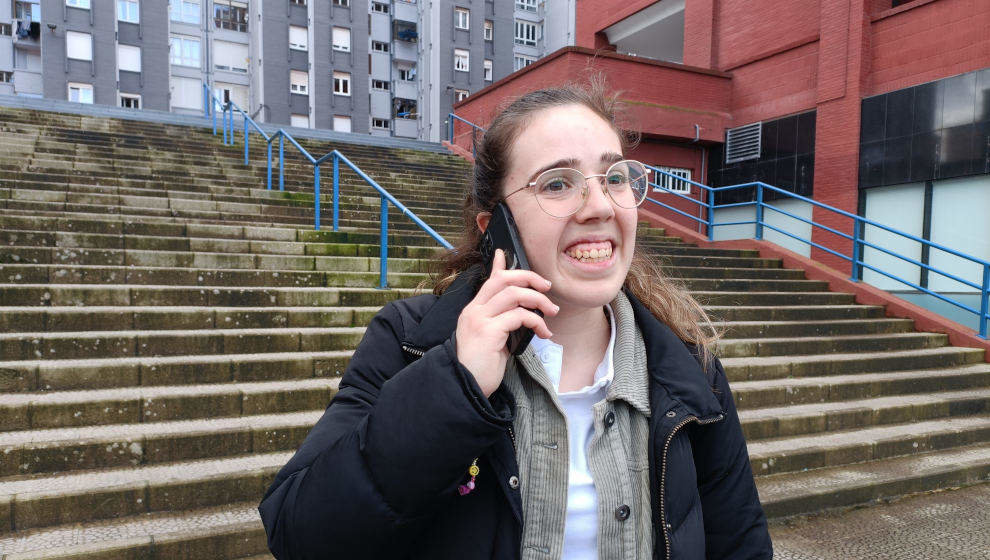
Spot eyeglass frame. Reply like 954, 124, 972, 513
500, 159, 652, 218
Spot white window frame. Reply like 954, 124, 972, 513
333, 0, 349, 6
514, 20, 537, 46
171, 0, 200, 24
117, 44, 141, 72
332, 27, 351, 52
0, 23, 11, 36
67, 82, 93, 104
117, 0, 139, 23
454, 89, 469, 102
170, 77, 202, 109
213, 40, 249, 73
513, 54, 535, 71
483, 20, 493, 41
371, 2, 389, 13
454, 48, 469, 72
372, 118, 389, 129
334, 115, 351, 132
371, 79, 389, 91
169, 35, 200, 67
66, 0, 90, 9
333, 71, 351, 96
66, 31, 93, 62
515, 0, 537, 12
454, 7, 469, 30
290, 70, 309, 94
290, 114, 310, 128
652, 166, 692, 194
398, 67, 415, 81
289, 25, 308, 51
371, 40, 389, 53
290, 0, 307, 4
483, 59, 493, 81
119, 93, 141, 109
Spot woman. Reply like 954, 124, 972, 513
259, 81, 772, 559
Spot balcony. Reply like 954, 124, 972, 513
392, 39, 417, 63
13, 20, 41, 52
393, 20, 418, 43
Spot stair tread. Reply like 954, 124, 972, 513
740, 388, 990, 420
722, 346, 983, 366
731, 363, 990, 390
0, 349, 354, 370
0, 325, 366, 340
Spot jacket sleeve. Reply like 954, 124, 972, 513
693, 357, 773, 559
258, 302, 512, 559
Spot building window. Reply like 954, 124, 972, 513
117, 0, 139, 22
394, 98, 416, 119
516, 0, 537, 11
0, 23, 11, 36
170, 76, 201, 109
371, 79, 389, 91
333, 0, 348, 6
290, 114, 310, 128
214, 40, 248, 73
290, 70, 308, 94
290, 0, 306, 4
372, 2, 388, 13
0, 71, 13, 83
214, 0, 248, 32
483, 59, 493, 81
454, 48, 469, 72
333, 71, 351, 95
289, 25, 308, 51
66, 0, 90, 9
454, 7, 469, 30
371, 40, 389, 53
169, 36, 200, 67
334, 115, 351, 132
513, 55, 535, 71
68, 83, 93, 104
66, 32, 93, 61
117, 44, 141, 72
483, 20, 493, 41
119, 93, 141, 109
398, 67, 415, 81
652, 166, 692, 194
171, 0, 200, 24
372, 118, 389, 129
454, 89, 469, 102
514, 20, 537, 46
332, 27, 351, 51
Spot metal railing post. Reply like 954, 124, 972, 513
243, 115, 249, 166
445, 118, 450, 142
203, 86, 209, 118
278, 134, 285, 191
221, 107, 228, 145
212, 102, 218, 136
314, 164, 321, 231
332, 154, 340, 232
755, 183, 765, 241
980, 264, 989, 339
227, 107, 235, 146
850, 217, 864, 282
379, 197, 388, 289
266, 141, 273, 190
471, 128, 477, 160
707, 188, 715, 241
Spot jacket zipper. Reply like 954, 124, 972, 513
401, 344, 426, 358
659, 413, 724, 560
507, 424, 517, 453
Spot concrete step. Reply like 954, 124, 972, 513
0, 326, 367, 361
717, 332, 949, 358
0, 305, 382, 333
0, 378, 339, 432
0, 501, 268, 559
707, 304, 887, 321
0, 350, 353, 392
731, 364, 990, 409
692, 291, 856, 306
756, 442, 990, 518
717, 318, 915, 338
741, 389, 990, 440
722, 347, 987, 382
0, 451, 293, 533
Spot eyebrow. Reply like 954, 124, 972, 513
526, 152, 625, 183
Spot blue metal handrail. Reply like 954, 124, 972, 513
641, 168, 990, 339
446, 113, 486, 159
203, 86, 453, 289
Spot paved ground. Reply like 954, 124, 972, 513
770, 482, 990, 559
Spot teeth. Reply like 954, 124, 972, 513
567, 245, 612, 261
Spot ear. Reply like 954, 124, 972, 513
476, 212, 491, 233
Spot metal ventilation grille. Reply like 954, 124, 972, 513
725, 122, 762, 164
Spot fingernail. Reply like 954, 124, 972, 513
545, 279, 552, 288
554, 305, 560, 313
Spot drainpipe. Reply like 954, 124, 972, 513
691, 124, 707, 235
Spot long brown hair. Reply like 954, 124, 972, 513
433, 76, 721, 364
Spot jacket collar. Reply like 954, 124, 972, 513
403, 267, 723, 420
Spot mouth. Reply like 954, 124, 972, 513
563, 239, 614, 264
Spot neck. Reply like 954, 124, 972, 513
544, 302, 611, 391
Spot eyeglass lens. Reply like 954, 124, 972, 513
532, 160, 648, 217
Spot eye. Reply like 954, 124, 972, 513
537, 174, 577, 195
606, 172, 627, 185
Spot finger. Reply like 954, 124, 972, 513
492, 307, 553, 340
474, 267, 552, 304
482, 285, 559, 318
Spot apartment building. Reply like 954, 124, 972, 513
0, 0, 575, 141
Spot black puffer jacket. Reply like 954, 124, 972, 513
259, 271, 772, 559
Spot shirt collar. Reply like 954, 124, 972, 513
528, 304, 616, 397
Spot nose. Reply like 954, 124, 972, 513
575, 175, 615, 222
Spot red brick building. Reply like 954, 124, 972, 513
450, 0, 990, 293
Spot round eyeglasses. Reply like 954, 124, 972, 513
503, 160, 651, 218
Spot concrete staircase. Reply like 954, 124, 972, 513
0, 106, 987, 559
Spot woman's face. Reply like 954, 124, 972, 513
489, 103, 638, 312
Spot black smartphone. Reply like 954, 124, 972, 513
478, 203, 542, 356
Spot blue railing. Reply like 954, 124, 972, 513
446, 113, 485, 159
203, 87, 453, 289
644, 165, 990, 339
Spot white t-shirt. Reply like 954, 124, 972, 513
527, 305, 616, 560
